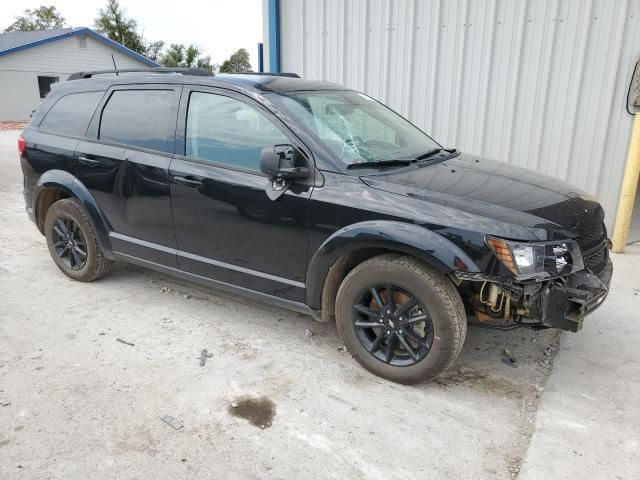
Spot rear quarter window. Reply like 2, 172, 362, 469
38, 91, 105, 137
99, 90, 176, 153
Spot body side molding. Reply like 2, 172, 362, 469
113, 251, 322, 321
110, 231, 306, 289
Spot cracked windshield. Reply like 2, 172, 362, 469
271, 91, 440, 166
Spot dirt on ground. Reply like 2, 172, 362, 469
0, 122, 28, 132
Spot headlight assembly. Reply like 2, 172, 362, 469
486, 236, 584, 280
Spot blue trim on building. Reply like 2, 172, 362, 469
82, 29, 159, 66
258, 43, 264, 72
267, 0, 281, 72
0, 27, 159, 67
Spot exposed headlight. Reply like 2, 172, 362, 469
486, 237, 584, 280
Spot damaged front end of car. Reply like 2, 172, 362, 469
454, 230, 613, 332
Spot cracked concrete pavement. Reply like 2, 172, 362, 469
0, 129, 638, 479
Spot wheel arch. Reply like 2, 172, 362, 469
33, 170, 113, 257
306, 220, 480, 317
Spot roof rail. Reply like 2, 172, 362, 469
220, 72, 301, 78
67, 67, 214, 80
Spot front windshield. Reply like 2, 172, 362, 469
268, 90, 440, 166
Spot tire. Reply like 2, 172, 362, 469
44, 198, 113, 282
335, 254, 467, 384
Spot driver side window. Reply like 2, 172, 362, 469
186, 92, 289, 171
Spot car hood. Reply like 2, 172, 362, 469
361, 153, 605, 238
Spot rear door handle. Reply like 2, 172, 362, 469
173, 175, 203, 187
78, 156, 101, 167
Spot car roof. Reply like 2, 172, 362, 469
51, 72, 349, 97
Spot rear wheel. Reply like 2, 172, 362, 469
44, 198, 113, 282
335, 254, 466, 384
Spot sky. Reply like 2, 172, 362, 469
0, 0, 264, 68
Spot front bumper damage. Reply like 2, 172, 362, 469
539, 258, 612, 332
458, 257, 613, 333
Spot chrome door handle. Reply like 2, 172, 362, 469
173, 175, 203, 187
78, 156, 101, 167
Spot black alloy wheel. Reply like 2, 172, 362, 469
353, 284, 434, 366
51, 217, 88, 270
45, 198, 113, 282
335, 254, 467, 384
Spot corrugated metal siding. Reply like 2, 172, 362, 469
277, 0, 640, 230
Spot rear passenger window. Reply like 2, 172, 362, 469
99, 90, 175, 153
186, 92, 288, 170
39, 91, 104, 137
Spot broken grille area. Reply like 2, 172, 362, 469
576, 222, 609, 274
577, 221, 607, 251
583, 246, 609, 275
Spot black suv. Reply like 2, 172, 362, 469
19, 68, 612, 384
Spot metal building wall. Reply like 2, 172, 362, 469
274, 0, 640, 231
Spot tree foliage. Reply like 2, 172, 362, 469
197, 56, 214, 72
144, 40, 165, 62
219, 48, 252, 73
93, 0, 145, 54
5, 1, 217, 71
4, 5, 66, 32
160, 44, 213, 71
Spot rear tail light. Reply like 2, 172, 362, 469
18, 136, 26, 156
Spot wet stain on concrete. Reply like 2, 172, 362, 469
0, 439, 10, 447
229, 396, 276, 429
436, 369, 524, 399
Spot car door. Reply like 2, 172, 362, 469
170, 87, 312, 302
27, 91, 106, 195
75, 85, 181, 266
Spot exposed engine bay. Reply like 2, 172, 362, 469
454, 259, 612, 332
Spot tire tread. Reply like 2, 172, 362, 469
336, 253, 467, 383
45, 198, 113, 281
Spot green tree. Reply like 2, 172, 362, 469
219, 48, 252, 73
144, 40, 165, 62
196, 55, 213, 71
4, 5, 66, 32
160, 44, 213, 72
93, 0, 145, 54
161, 43, 198, 67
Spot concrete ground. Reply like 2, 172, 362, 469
0, 129, 638, 479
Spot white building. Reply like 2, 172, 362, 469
261, 0, 640, 238
0, 27, 159, 121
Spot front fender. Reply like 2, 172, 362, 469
305, 220, 481, 309
34, 170, 113, 258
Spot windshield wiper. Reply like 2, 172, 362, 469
414, 148, 457, 161
347, 159, 416, 170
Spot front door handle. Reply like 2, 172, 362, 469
78, 156, 101, 167
173, 175, 203, 188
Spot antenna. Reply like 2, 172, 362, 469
111, 54, 119, 76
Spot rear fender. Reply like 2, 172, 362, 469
34, 170, 113, 258
305, 220, 481, 309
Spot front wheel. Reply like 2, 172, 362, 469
335, 254, 467, 384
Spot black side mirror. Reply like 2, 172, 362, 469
260, 144, 310, 201
260, 144, 309, 180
